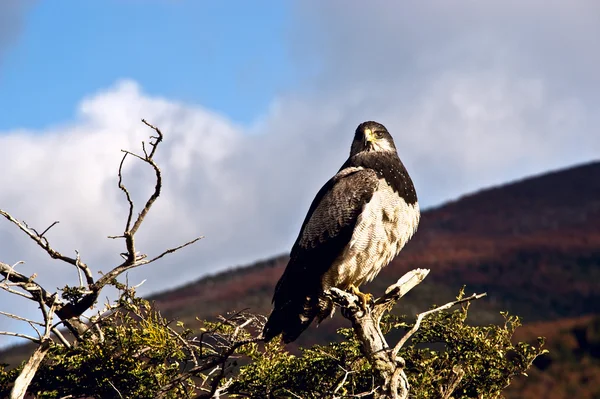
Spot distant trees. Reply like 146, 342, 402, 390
1, 121, 546, 398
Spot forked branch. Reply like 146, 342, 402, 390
1, 119, 204, 397
329, 269, 486, 399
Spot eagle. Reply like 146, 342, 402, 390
263, 121, 420, 343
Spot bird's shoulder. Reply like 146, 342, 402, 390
293, 167, 379, 251
343, 151, 418, 205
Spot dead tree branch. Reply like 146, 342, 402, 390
10, 297, 58, 399
0, 261, 88, 339
328, 269, 486, 399
0, 211, 93, 285
1, 119, 203, 397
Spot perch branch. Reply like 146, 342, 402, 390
328, 269, 432, 399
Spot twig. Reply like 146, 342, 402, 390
51, 327, 71, 347
0, 310, 44, 326
391, 292, 487, 359
143, 236, 204, 265
117, 152, 135, 232
38, 221, 60, 238
166, 324, 199, 367
0, 262, 57, 309
333, 365, 353, 395
108, 381, 124, 399
0, 331, 41, 344
232, 317, 253, 341
439, 365, 465, 399
74, 250, 94, 287
0, 210, 93, 277
282, 389, 304, 399
0, 284, 34, 300
141, 118, 164, 159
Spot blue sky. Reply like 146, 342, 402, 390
0, 1, 293, 129
1, 1, 599, 347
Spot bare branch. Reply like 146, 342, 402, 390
0, 210, 92, 275
97, 119, 173, 290
391, 292, 487, 359
51, 327, 71, 347
0, 261, 91, 339
117, 152, 135, 232
95, 236, 203, 289
374, 268, 430, 308
38, 221, 60, 238
0, 282, 34, 300
74, 250, 94, 287
166, 324, 199, 367
0, 331, 41, 344
439, 366, 465, 399
0, 311, 44, 326
108, 381, 124, 399
143, 236, 204, 265
0, 262, 56, 307
9, 339, 51, 399
0, 310, 45, 341
141, 118, 164, 159
333, 365, 353, 396
10, 296, 57, 399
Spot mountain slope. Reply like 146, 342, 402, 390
152, 161, 600, 327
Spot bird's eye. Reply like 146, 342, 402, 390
374, 130, 384, 139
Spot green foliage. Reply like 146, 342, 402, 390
230, 332, 373, 397
228, 292, 546, 398
0, 366, 20, 396
0, 290, 546, 398
1, 293, 196, 399
398, 306, 546, 398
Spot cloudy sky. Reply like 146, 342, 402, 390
1, 1, 599, 347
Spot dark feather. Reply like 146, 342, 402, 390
342, 151, 417, 205
262, 168, 379, 343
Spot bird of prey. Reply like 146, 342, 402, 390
263, 121, 420, 343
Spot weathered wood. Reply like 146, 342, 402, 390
329, 268, 431, 398
330, 269, 485, 399
10, 339, 51, 399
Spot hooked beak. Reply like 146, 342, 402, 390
364, 128, 375, 146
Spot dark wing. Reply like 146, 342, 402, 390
263, 167, 379, 343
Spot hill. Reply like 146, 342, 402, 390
151, 161, 600, 327
149, 161, 600, 398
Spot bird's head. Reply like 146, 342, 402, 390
350, 121, 397, 156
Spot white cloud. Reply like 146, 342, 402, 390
2, 1, 600, 347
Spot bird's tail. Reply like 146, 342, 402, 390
263, 268, 326, 343
263, 294, 319, 343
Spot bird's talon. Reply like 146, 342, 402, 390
349, 284, 373, 311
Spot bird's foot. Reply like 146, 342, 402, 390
349, 284, 374, 311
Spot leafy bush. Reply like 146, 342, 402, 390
1, 289, 546, 398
